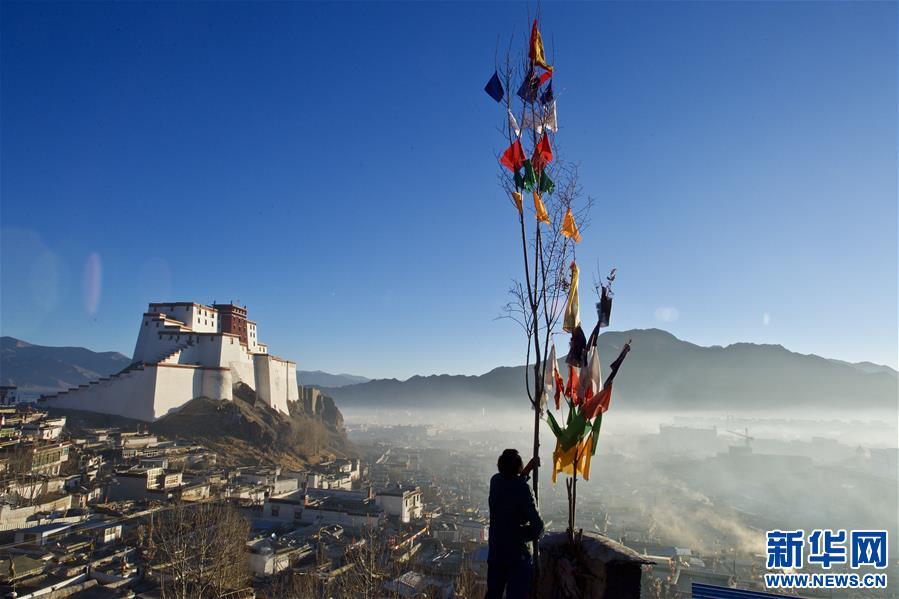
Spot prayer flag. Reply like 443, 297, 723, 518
500, 139, 526, 172
539, 170, 555, 194
532, 135, 554, 172
599, 285, 613, 328
551, 346, 564, 409
533, 190, 550, 225
582, 385, 612, 419
546, 405, 589, 451
543, 100, 558, 133
551, 433, 594, 484
563, 261, 580, 332
484, 71, 504, 102
603, 341, 631, 389
580, 346, 602, 405
517, 67, 541, 104
591, 414, 602, 455
521, 160, 537, 191
565, 364, 581, 405
508, 109, 521, 138
566, 325, 587, 367
561, 208, 581, 243
520, 100, 557, 135
540, 82, 554, 106
529, 20, 553, 72
540, 345, 557, 411
520, 111, 542, 135
582, 342, 630, 418
511, 191, 523, 214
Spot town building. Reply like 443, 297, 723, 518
375, 485, 423, 523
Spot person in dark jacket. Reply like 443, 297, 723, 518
486, 448, 544, 598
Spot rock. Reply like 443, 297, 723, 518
535, 531, 653, 599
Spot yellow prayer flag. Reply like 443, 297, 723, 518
533, 191, 551, 225
551, 433, 594, 484
529, 20, 553, 72
512, 191, 523, 214
563, 261, 580, 332
561, 208, 582, 243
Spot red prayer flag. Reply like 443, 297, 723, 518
582, 384, 613, 419
565, 365, 581, 406
553, 358, 564, 410
500, 139, 526, 172
532, 135, 554, 171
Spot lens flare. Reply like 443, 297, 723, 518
82, 252, 102, 315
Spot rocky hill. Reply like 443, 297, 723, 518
150, 383, 352, 468
55, 382, 352, 468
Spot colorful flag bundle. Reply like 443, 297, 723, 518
546, 278, 631, 484
482, 20, 628, 487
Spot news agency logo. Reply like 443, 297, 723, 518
765, 529, 889, 591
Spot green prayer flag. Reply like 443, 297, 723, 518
590, 413, 602, 455
521, 160, 537, 192
547, 406, 590, 452
514, 169, 524, 190
539, 170, 555, 194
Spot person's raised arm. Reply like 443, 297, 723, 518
520, 456, 540, 478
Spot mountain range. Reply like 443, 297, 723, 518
296, 370, 370, 388
320, 329, 897, 411
2, 331, 896, 411
1, 336, 131, 396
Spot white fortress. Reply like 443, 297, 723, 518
40, 302, 298, 421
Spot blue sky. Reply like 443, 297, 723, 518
1, 1, 896, 378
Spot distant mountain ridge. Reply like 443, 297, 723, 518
297, 370, 370, 388
1, 336, 131, 395
321, 329, 898, 411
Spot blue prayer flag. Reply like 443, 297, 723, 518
484, 71, 504, 103
517, 67, 540, 104
540, 82, 554, 106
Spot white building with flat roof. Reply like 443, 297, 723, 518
40, 302, 298, 421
